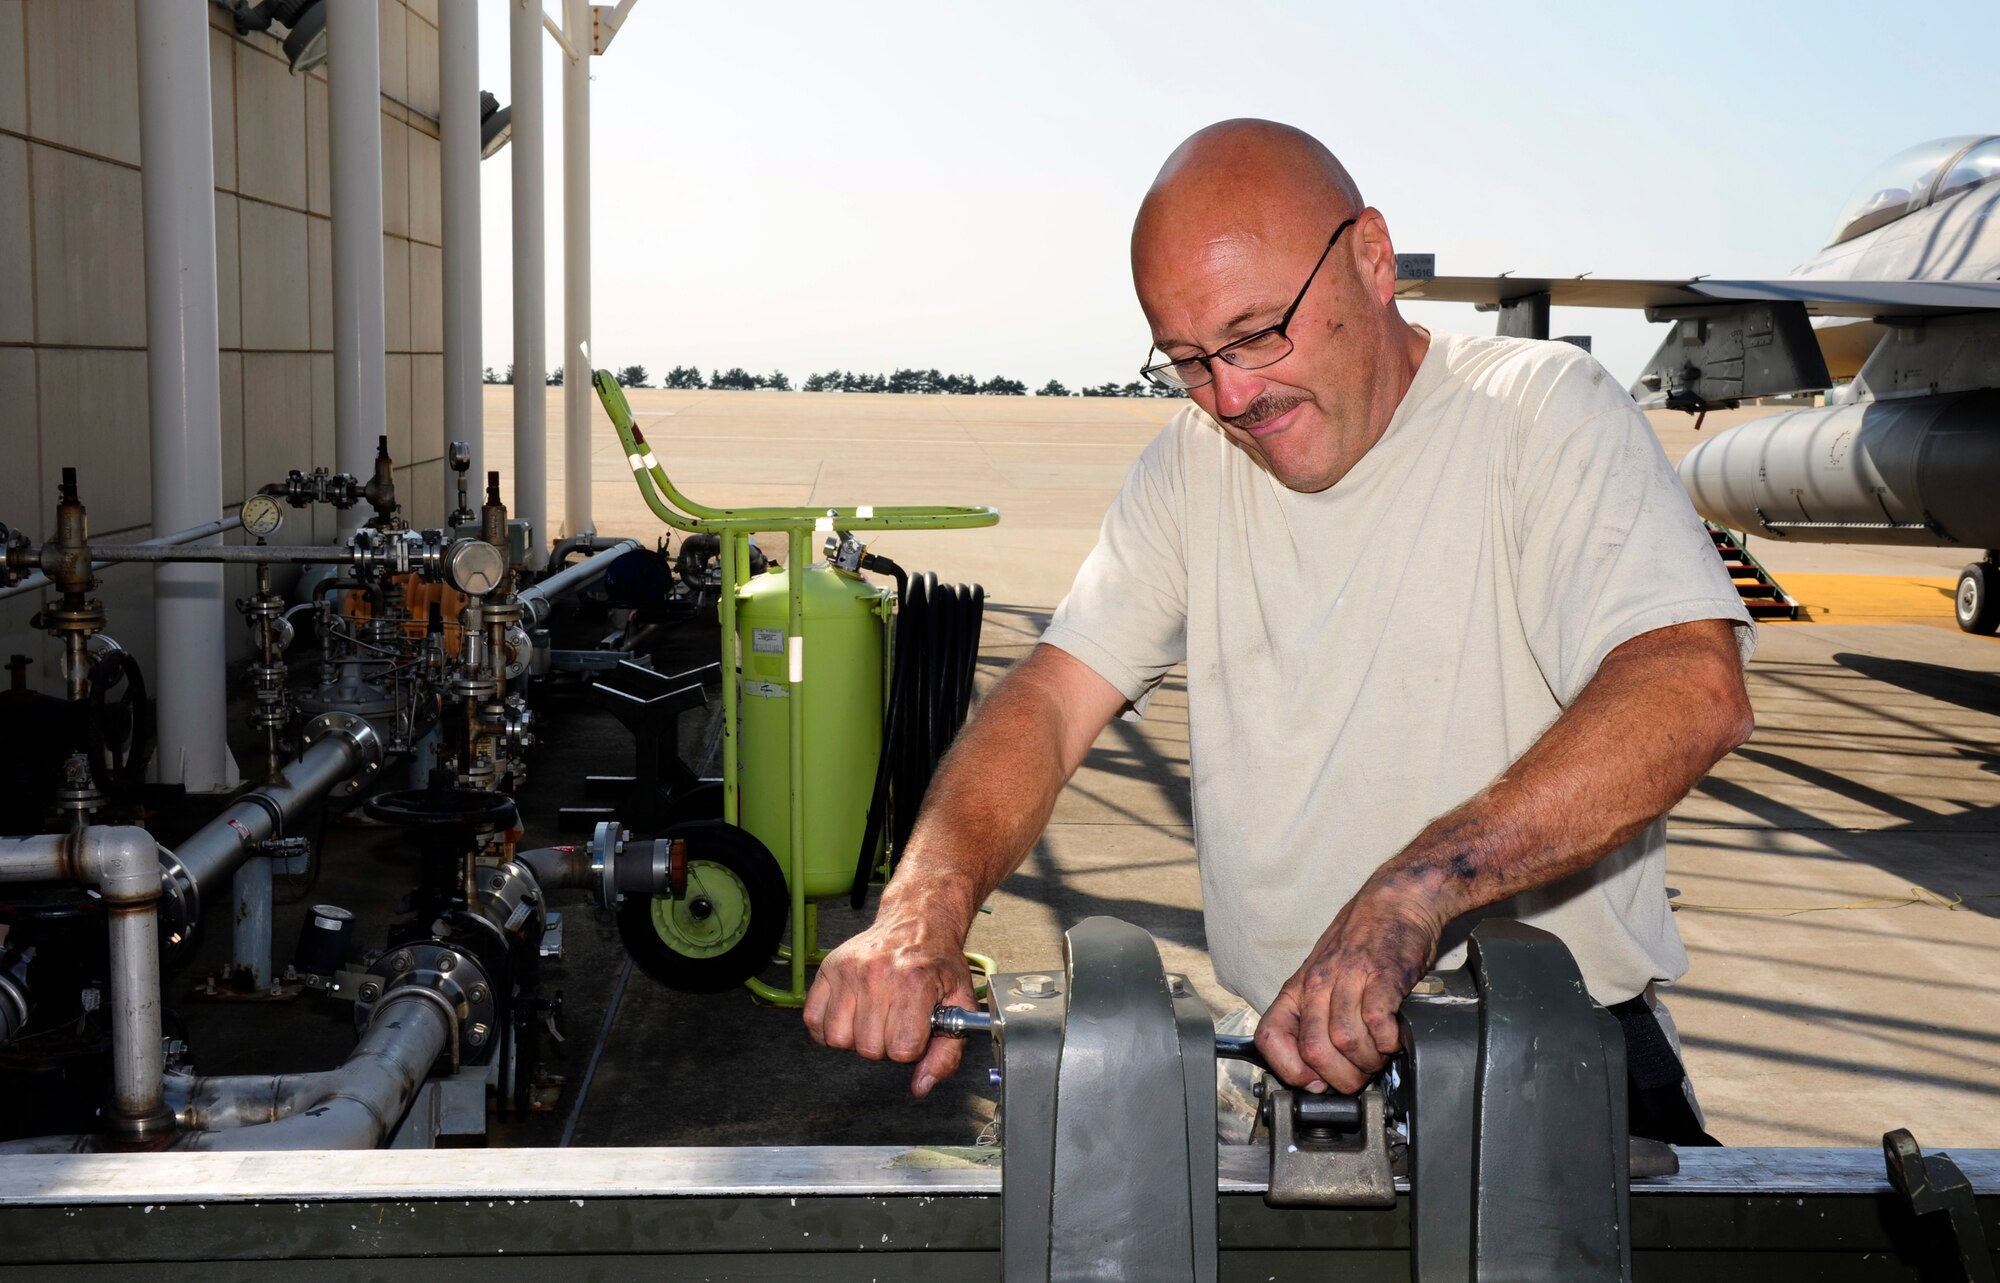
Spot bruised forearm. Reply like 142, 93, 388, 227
1370, 619, 1752, 925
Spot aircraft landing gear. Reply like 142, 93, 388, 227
1956, 556, 1999, 635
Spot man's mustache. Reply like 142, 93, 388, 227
1221, 393, 1308, 433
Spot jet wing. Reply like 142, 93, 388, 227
1393, 276, 2000, 318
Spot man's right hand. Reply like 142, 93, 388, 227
803, 912, 978, 1098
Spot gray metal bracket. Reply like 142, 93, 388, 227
991, 917, 1217, 1283
1264, 1081, 1395, 1208
1885, 1128, 1998, 1283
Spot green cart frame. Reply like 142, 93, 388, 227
594, 371, 1000, 1005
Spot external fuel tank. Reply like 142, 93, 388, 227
1678, 389, 2000, 549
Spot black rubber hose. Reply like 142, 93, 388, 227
849, 558, 985, 910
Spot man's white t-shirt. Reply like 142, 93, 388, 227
1040, 330, 1754, 1012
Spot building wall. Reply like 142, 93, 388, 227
0, 0, 447, 697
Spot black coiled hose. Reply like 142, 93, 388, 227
849, 557, 985, 909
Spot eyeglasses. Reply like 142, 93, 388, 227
1139, 217, 1357, 392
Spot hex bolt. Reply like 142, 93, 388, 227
358, 981, 380, 1002
1013, 974, 1055, 998
469, 984, 488, 1005
436, 952, 456, 973
1166, 974, 1191, 998
490, 874, 507, 891
389, 951, 413, 973
1411, 976, 1445, 996
467, 1022, 489, 1047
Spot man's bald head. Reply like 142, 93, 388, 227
1133, 119, 1363, 277
1127, 119, 1426, 494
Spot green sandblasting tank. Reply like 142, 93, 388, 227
733, 561, 891, 900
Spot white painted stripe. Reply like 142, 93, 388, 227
640, 452, 659, 470
788, 636, 804, 683
856, 505, 873, 519
626, 453, 644, 471
814, 516, 833, 533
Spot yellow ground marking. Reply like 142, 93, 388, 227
1766, 573, 1966, 627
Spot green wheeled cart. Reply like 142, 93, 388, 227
594, 371, 1000, 1006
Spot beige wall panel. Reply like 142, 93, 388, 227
214, 192, 242, 350
24, 0, 140, 165
237, 199, 311, 351
310, 352, 334, 469
307, 213, 331, 350
385, 351, 411, 465
219, 349, 244, 507
242, 352, 314, 493
309, 352, 334, 542
401, 460, 441, 528
405, 7, 438, 120
31, 145, 145, 347
88, 560, 158, 687
208, 24, 237, 193
0, 135, 30, 343
0, 1, 25, 133
0, 348, 42, 534
380, 112, 409, 237
412, 352, 442, 465
233, 43, 308, 211
305, 74, 330, 217
407, 129, 440, 246
410, 239, 441, 352
383, 232, 410, 351
37, 348, 149, 533
378, 0, 407, 104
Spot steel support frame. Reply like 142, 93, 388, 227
0, 1147, 1993, 1279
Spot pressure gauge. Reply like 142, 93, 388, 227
444, 538, 508, 596
241, 494, 285, 538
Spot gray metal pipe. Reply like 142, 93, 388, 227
511, 0, 548, 567
561, 0, 594, 538
138, 0, 232, 796
180, 989, 452, 1149
0, 827, 172, 1141
3, 988, 451, 1153
64, 543, 357, 566
439, 0, 483, 520
517, 537, 640, 627
169, 714, 381, 909
0, 515, 244, 603
515, 844, 593, 892
328, 0, 388, 536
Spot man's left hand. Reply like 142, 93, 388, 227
1253, 881, 1444, 1095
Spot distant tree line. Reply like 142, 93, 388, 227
481, 363, 1185, 398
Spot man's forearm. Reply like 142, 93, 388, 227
1373, 619, 1752, 924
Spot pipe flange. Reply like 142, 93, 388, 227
449, 673, 500, 700
589, 821, 625, 908
355, 942, 496, 1064
301, 710, 383, 800
0, 964, 30, 1045
36, 601, 105, 635
154, 845, 201, 959
479, 599, 524, 626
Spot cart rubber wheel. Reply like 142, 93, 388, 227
1956, 563, 1999, 635
617, 820, 789, 993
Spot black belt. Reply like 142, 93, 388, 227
1608, 993, 1722, 1147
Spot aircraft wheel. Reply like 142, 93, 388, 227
1955, 562, 1999, 635
617, 820, 789, 993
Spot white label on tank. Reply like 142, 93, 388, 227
789, 636, 805, 683
751, 627, 784, 655
743, 680, 789, 699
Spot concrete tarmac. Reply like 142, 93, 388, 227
460, 383, 1999, 1150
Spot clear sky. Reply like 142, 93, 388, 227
476, 0, 1995, 391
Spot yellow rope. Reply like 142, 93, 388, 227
1670, 885, 2000, 916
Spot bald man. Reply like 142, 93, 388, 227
805, 120, 1754, 1145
